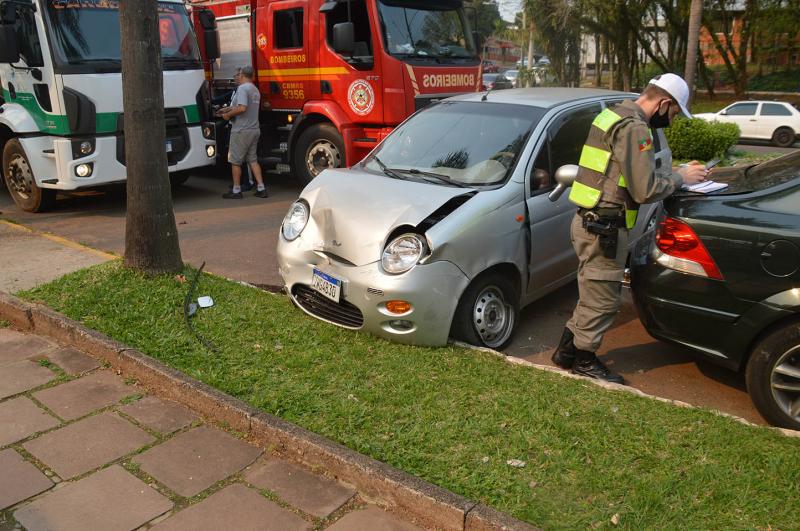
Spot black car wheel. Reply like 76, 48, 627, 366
451, 273, 519, 350
3, 139, 56, 213
746, 321, 800, 430
169, 171, 191, 187
293, 123, 345, 187
771, 127, 796, 148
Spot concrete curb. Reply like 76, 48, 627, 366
0, 291, 537, 531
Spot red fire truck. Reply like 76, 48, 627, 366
191, 0, 482, 185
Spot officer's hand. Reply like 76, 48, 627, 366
678, 162, 708, 185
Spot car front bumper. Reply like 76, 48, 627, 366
21, 126, 216, 191
277, 238, 470, 347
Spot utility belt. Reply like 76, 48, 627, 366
578, 207, 625, 259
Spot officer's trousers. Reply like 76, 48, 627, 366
566, 213, 629, 352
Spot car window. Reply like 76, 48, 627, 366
760, 103, 793, 116
366, 101, 545, 187
531, 104, 602, 194
725, 103, 758, 116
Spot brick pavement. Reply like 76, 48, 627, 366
0, 327, 424, 531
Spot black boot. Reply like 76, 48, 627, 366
551, 328, 576, 369
572, 349, 625, 384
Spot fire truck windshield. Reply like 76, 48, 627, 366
44, 0, 201, 73
378, 0, 477, 62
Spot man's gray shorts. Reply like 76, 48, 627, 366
228, 130, 260, 165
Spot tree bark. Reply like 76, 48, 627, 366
684, 0, 703, 106
120, 0, 183, 274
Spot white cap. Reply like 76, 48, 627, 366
648, 73, 692, 119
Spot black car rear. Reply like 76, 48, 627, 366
630, 152, 800, 429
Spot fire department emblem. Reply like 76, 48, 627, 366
347, 80, 374, 116
256, 33, 267, 50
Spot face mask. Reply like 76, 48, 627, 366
649, 104, 671, 129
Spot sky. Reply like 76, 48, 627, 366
496, 0, 522, 22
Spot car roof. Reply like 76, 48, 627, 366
448, 88, 637, 108
727, 100, 792, 105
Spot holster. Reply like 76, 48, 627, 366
580, 208, 624, 259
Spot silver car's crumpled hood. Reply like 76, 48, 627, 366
300, 168, 470, 266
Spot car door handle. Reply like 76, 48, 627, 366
749, 119, 757, 121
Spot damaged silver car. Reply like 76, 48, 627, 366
277, 89, 666, 349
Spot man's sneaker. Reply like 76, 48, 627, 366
222, 191, 243, 199
254, 189, 269, 198
572, 350, 625, 384
551, 327, 576, 369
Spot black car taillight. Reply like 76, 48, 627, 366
655, 217, 723, 280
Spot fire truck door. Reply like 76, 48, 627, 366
260, 1, 313, 111
318, 0, 383, 124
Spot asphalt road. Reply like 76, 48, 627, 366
2, 141, 797, 425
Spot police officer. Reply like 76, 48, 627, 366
552, 74, 708, 384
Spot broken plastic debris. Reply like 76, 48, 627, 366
506, 459, 526, 468
197, 296, 214, 308
481, 456, 489, 463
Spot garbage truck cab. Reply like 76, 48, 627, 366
0, 0, 217, 212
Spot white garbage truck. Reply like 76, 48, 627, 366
0, 0, 219, 212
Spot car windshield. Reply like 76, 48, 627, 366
377, 0, 477, 62
364, 101, 544, 187
744, 152, 800, 190
45, 0, 200, 71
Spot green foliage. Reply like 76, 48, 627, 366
748, 70, 800, 92
20, 261, 800, 529
664, 118, 740, 160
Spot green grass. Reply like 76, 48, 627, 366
21, 262, 800, 529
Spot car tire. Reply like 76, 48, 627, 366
451, 272, 519, 350
745, 320, 800, 430
169, 171, 191, 187
771, 127, 796, 148
2, 139, 56, 213
293, 123, 345, 188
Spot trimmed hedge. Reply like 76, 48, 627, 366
664, 118, 740, 161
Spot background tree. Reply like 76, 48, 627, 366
684, 0, 704, 104
120, 0, 183, 274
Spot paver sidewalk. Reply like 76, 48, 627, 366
0, 327, 423, 531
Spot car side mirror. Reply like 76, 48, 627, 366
333, 22, 354, 55
719, 110, 727, 115
204, 29, 220, 60
0, 24, 19, 64
548, 164, 579, 202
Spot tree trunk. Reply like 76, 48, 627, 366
594, 34, 602, 86
120, 0, 183, 275
527, 16, 535, 87
684, 0, 703, 106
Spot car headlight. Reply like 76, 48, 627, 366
281, 201, 309, 241
381, 233, 428, 274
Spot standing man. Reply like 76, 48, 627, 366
552, 74, 708, 384
219, 66, 267, 199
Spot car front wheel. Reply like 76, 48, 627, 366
771, 127, 796, 148
745, 320, 800, 430
3, 139, 56, 213
451, 273, 519, 350
293, 123, 345, 187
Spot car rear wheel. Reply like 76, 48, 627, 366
293, 123, 345, 188
745, 320, 800, 430
771, 127, 796, 148
451, 273, 519, 350
2, 139, 56, 213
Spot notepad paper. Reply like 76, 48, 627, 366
681, 180, 729, 193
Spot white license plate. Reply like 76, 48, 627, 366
165, 140, 173, 153
310, 268, 341, 303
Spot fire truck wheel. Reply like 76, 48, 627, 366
293, 123, 345, 187
2, 139, 56, 213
